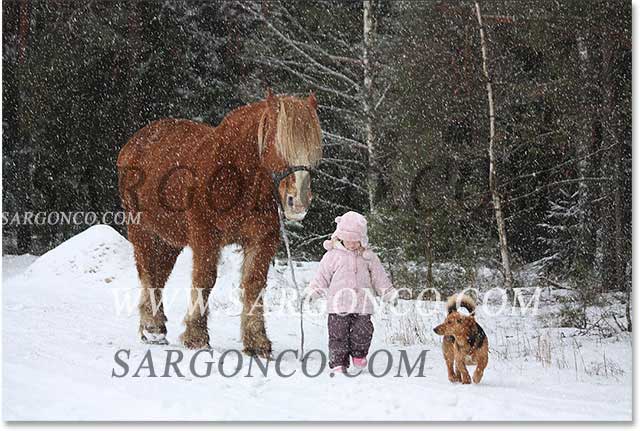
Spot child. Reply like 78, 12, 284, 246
306, 211, 397, 373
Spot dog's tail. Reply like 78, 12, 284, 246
446, 293, 476, 314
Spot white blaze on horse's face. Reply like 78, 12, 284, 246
282, 170, 312, 221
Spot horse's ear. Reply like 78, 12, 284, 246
266, 88, 278, 111
308, 91, 318, 110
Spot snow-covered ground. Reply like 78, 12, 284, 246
2, 225, 632, 421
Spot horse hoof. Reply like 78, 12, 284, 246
141, 330, 169, 345
179, 332, 210, 350
243, 345, 272, 359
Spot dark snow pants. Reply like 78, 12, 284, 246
328, 313, 374, 368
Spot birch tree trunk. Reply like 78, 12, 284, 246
363, 0, 376, 212
474, 1, 514, 291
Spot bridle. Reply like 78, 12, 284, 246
270, 165, 313, 194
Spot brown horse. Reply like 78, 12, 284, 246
117, 90, 322, 357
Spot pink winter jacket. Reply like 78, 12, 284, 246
307, 239, 397, 314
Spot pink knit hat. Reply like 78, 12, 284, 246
326, 211, 369, 247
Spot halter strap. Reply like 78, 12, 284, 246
271, 165, 313, 191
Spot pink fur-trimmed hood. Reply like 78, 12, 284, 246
327, 211, 369, 247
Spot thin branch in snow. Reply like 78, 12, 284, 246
318, 159, 366, 173
318, 104, 361, 116
320, 157, 367, 167
323, 131, 368, 150
239, 2, 360, 89
313, 196, 357, 211
500, 141, 620, 188
280, 5, 359, 57
252, 57, 359, 102
374, 82, 392, 111
294, 232, 332, 248
507, 177, 613, 204
313, 169, 368, 194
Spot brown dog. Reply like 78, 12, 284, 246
433, 294, 488, 384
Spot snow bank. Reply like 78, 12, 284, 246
17, 222, 309, 314
20, 224, 249, 302
24, 225, 136, 288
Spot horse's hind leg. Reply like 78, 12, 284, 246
180, 236, 221, 349
130, 226, 181, 344
240, 238, 278, 358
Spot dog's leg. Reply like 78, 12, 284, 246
455, 353, 471, 384
473, 350, 488, 384
443, 337, 459, 382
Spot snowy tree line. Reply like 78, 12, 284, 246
3, 1, 630, 303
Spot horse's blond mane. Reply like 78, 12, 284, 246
257, 96, 322, 167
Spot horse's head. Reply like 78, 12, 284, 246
258, 89, 322, 221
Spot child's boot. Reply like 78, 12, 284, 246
352, 357, 367, 369
330, 366, 347, 375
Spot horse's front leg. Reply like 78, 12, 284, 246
240, 239, 278, 358
180, 236, 221, 349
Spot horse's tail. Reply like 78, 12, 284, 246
116, 168, 129, 210
116, 138, 142, 213
446, 293, 476, 315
